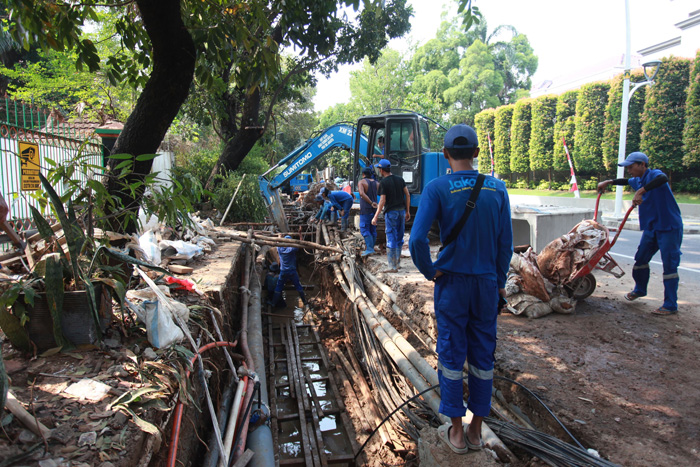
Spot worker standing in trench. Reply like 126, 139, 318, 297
409, 124, 513, 454
358, 166, 379, 256
598, 151, 683, 315
271, 235, 309, 309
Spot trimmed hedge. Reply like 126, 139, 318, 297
529, 94, 558, 175
683, 50, 700, 167
602, 71, 646, 173
494, 105, 514, 176
553, 90, 578, 171
573, 82, 610, 173
474, 108, 496, 174
510, 98, 532, 174
641, 56, 690, 176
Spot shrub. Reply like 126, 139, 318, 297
602, 71, 646, 173
574, 82, 610, 173
582, 178, 599, 191
675, 177, 700, 193
535, 179, 550, 190
510, 99, 532, 174
494, 105, 514, 176
553, 90, 579, 171
529, 95, 558, 173
683, 50, 700, 168
514, 178, 530, 189
474, 109, 496, 174
640, 56, 691, 176
549, 180, 563, 190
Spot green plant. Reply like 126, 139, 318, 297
0, 172, 167, 352
573, 82, 610, 173
535, 179, 550, 190
510, 99, 532, 173
514, 178, 530, 189
553, 90, 579, 171
494, 105, 514, 176
582, 178, 599, 191
683, 50, 700, 168
641, 56, 691, 176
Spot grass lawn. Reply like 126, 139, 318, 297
507, 189, 700, 204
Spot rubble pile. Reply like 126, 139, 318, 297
505, 220, 608, 319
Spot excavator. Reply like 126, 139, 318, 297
259, 112, 449, 232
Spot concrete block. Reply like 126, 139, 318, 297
510, 205, 594, 253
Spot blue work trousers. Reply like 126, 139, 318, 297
334, 198, 353, 220
359, 213, 377, 238
274, 270, 304, 294
384, 210, 405, 249
632, 228, 683, 310
434, 274, 499, 418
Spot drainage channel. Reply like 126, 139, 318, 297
264, 262, 357, 466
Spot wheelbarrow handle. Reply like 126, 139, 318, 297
609, 204, 636, 248
594, 191, 603, 221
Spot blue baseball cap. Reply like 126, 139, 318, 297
315, 194, 323, 201
362, 166, 374, 175
375, 159, 391, 169
444, 124, 478, 149
319, 187, 328, 195
284, 235, 292, 239
618, 151, 649, 167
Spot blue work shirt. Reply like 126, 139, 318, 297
277, 246, 298, 271
327, 191, 354, 210
628, 169, 682, 232
409, 170, 513, 287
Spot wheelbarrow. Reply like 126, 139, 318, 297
564, 192, 636, 300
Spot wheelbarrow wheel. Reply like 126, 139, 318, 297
571, 273, 596, 300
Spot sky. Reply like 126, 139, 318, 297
313, 0, 697, 112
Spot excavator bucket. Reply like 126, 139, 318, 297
259, 176, 289, 232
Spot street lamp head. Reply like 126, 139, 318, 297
642, 60, 662, 82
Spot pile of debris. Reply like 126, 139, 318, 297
505, 220, 608, 319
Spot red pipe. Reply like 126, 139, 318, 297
166, 341, 239, 467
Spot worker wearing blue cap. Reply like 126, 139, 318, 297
311, 193, 335, 224
598, 152, 683, 315
409, 124, 512, 454
271, 235, 308, 308
320, 186, 354, 232
372, 158, 410, 271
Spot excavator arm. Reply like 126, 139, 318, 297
259, 123, 371, 231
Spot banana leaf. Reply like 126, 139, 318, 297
44, 253, 69, 348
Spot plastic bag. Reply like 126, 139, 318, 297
159, 240, 203, 260
139, 230, 162, 265
142, 298, 188, 348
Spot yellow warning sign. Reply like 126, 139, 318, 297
19, 141, 41, 191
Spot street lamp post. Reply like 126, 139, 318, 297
614, 0, 661, 218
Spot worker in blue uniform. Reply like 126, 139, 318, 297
598, 151, 683, 315
320, 187, 354, 232
409, 124, 513, 454
271, 235, 308, 308
372, 159, 410, 272
358, 167, 379, 256
310, 195, 335, 224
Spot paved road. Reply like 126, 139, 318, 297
608, 229, 700, 274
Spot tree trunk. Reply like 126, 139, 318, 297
105, 0, 195, 233
204, 87, 264, 190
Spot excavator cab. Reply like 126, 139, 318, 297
352, 113, 436, 204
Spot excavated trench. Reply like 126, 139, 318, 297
169, 225, 600, 467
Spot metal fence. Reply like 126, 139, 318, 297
0, 99, 103, 232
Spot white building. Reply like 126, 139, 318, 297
532, 2, 700, 98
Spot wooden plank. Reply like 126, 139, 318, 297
291, 325, 311, 413
267, 322, 281, 467
329, 351, 371, 434
286, 322, 314, 467
280, 324, 295, 400
304, 368, 325, 418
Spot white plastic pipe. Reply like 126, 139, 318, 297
219, 378, 247, 467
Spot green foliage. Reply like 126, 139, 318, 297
494, 104, 514, 175
602, 71, 646, 172
573, 82, 610, 173
675, 177, 700, 193
349, 49, 410, 115
529, 94, 558, 173
444, 40, 504, 125
582, 178, 599, 191
510, 98, 532, 174
553, 90, 578, 171
474, 109, 496, 174
683, 50, 700, 167
640, 57, 691, 175
535, 179, 551, 190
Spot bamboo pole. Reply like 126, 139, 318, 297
220, 174, 246, 226
222, 231, 343, 254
